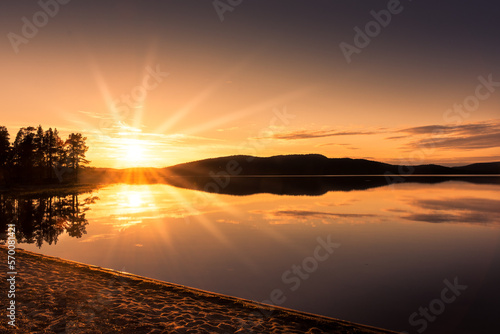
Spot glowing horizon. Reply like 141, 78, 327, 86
1, 1, 498, 169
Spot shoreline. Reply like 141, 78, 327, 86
1, 246, 397, 333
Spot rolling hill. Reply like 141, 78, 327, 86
165, 154, 500, 176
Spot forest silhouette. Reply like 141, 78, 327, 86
0, 125, 89, 185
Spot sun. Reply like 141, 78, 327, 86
117, 137, 150, 167
126, 144, 144, 162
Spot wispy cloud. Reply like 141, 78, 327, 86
410, 133, 500, 150
77, 110, 114, 120
317, 198, 360, 207
256, 129, 377, 140
259, 209, 376, 219
414, 197, 500, 214
390, 119, 500, 151
216, 126, 239, 132
385, 135, 406, 140
400, 122, 499, 136
79, 233, 115, 243
403, 197, 500, 225
316, 143, 359, 149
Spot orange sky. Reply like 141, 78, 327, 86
1, 1, 499, 168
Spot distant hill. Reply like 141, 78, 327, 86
451, 162, 500, 174
165, 154, 500, 176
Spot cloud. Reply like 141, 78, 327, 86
260, 209, 376, 219
403, 197, 500, 225
316, 143, 359, 149
385, 135, 406, 140
391, 120, 500, 151
410, 132, 500, 150
216, 126, 239, 132
77, 110, 113, 120
400, 122, 499, 136
255, 129, 377, 140
415, 197, 500, 214
89, 126, 223, 148
318, 198, 360, 207
383, 208, 409, 213
403, 212, 493, 224
79, 233, 115, 243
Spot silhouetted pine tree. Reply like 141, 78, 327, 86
65, 133, 90, 182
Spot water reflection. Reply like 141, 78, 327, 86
5, 181, 500, 333
2, 179, 499, 250
403, 197, 500, 224
101, 184, 183, 231
166, 175, 500, 196
0, 191, 99, 247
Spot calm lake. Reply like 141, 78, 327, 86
4, 177, 500, 333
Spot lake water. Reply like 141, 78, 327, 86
3, 177, 500, 333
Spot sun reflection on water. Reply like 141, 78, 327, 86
92, 183, 221, 232
105, 184, 160, 230
123, 191, 144, 208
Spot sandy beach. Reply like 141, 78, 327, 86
0, 246, 397, 333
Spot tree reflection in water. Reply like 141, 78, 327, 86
0, 191, 99, 248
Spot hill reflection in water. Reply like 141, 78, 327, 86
165, 175, 500, 196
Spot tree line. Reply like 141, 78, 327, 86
0, 125, 89, 185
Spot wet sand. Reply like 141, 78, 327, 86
0, 246, 397, 333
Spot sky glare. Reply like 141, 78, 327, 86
1, 0, 499, 168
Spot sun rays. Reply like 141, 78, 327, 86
68, 47, 313, 169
